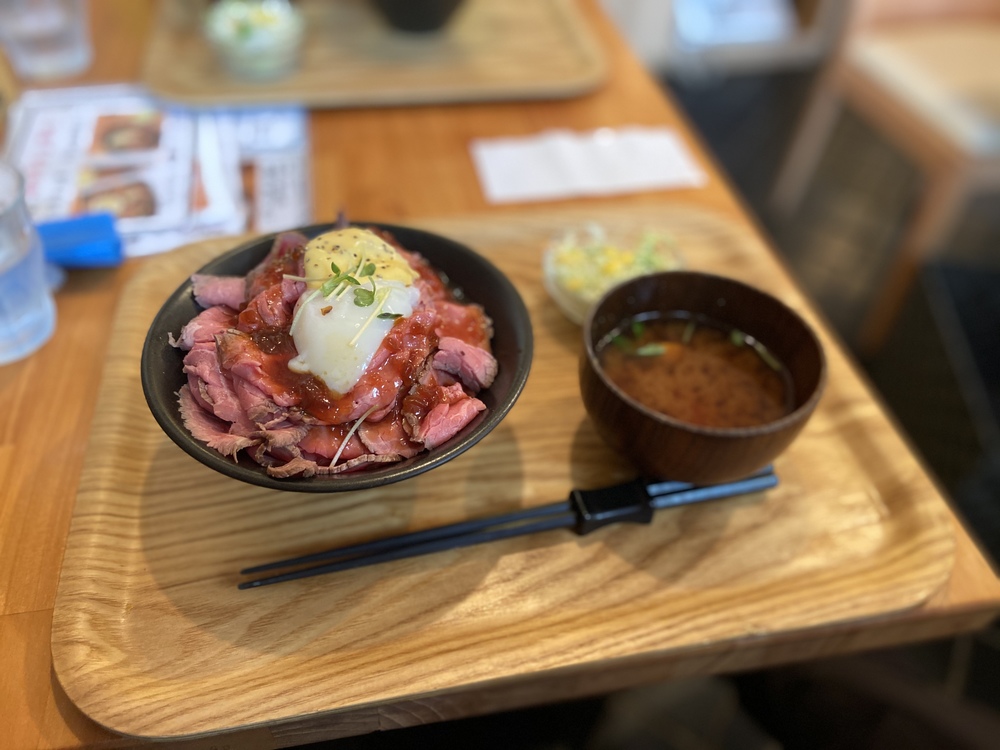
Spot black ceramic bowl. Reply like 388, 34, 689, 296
141, 222, 533, 492
373, 0, 465, 32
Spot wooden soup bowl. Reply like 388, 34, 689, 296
580, 271, 826, 484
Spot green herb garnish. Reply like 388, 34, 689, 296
349, 288, 392, 346
635, 343, 667, 356
334, 253, 369, 299
320, 272, 359, 297
305, 248, 409, 342
631, 320, 645, 339
353, 287, 376, 307
752, 342, 782, 371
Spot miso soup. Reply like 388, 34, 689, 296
597, 313, 793, 429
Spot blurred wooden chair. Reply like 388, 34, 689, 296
770, 0, 1000, 354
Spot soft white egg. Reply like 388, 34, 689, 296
287, 228, 423, 395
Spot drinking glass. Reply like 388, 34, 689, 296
0, 0, 92, 80
0, 159, 56, 365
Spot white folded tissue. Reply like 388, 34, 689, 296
470, 127, 707, 204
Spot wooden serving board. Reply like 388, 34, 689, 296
141, 0, 606, 107
52, 205, 954, 741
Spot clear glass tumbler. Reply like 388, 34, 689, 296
0, 0, 92, 80
0, 159, 56, 365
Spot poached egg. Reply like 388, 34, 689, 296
288, 228, 420, 395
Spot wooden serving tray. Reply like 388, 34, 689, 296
141, 0, 606, 107
52, 205, 954, 740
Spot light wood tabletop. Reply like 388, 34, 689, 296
2, 1, 999, 748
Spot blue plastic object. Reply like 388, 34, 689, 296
36, 213, 123, 268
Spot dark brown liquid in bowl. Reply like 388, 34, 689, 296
597, 313, 793, 429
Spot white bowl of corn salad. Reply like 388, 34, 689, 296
542, 224, 682, 324
205, 0, 305, 80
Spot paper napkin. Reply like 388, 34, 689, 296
470, 127, 707, 204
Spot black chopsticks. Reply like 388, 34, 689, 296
238, 466, 778, 589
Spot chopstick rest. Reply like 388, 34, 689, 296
238, 466, 778, 589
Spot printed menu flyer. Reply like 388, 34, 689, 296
2, 84, 312, 257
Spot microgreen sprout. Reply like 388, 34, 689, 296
349, 288, 393, 347
334, 253, 369, 299
752, 342, 782, 371
330, 403, 380, 467
353, 287, 376, 307
320, 272, 359, 298
635, 343, 667, 357
290, 247, 410, 344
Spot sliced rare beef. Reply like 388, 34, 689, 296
216, 330, 301, 408
432, 300, 494, 350
255, 423, 311, 451
182, 346, 245, 424
178, 385, 257, 458
245, 231, 308, 300
191, 274, 246, 310
175, 229, 496, 478
412, 397, 485, 449
298, 425, 366, 462
401, 366, 486, 449
171, 305, 236, 351
432, 336, 498, 391
232, 378, 319, 428
268, 452, 402, 478
238, 278, 304, 332
358, 415, 423, 458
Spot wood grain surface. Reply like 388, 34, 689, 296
141, 0, 606, 107
51, 205, 954, 740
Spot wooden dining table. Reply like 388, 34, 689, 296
3, 1, 1000, 748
